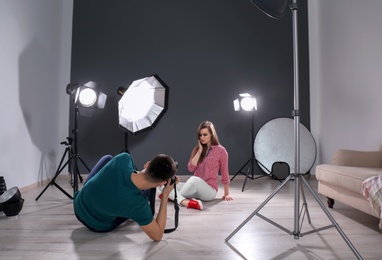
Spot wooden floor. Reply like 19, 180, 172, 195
1, 174, 381, 260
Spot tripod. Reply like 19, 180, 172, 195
231, 111, 268, 191
36, 106, 91, 201
226, 1, 362, 259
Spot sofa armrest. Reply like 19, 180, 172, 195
332, 149, 382, 168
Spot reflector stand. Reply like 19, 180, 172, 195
226, 1, 362, 259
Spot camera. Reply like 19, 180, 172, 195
167, 160, 178, 185
165, 175, 176, 186
169, 175, 176, 185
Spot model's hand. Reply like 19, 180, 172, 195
222, 194, 233, 201
198, 141, 203, 150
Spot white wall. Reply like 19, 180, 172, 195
0, 0, 73, 188
309, 0, 382, 169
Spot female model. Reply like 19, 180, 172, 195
160, 120, 233, 210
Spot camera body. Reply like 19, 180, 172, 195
165, 175, 176, 186
169, 175, 176, 185
168, 160, 178, 185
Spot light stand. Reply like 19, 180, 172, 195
36, 81, 106, 200
230, 104, 269, 191
117, 86, 132, 154
35, 105, 91, 200
70, 105, 89, 193
225, 1, 362, 259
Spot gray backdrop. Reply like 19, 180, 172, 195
69, 0, 310, 177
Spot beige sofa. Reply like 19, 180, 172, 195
315, 147, 382, 221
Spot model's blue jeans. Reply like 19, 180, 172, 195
84, 154, 113, 184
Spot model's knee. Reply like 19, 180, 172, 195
188, 176, 200, 184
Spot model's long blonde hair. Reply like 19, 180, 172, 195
192, 121, 220, 165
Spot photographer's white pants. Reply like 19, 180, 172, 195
159, 176, 217, 203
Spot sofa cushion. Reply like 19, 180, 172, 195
332, 149, 382, 168
316, 164, 382, 193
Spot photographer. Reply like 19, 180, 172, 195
73, 152, 177, 241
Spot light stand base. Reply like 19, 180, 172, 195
35, 140, 90, 201
231, 156, 270, 192
225, 173, 362, 259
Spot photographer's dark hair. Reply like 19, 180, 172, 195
146, 154, 177, 182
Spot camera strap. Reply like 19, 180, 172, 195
148, 183, 179, 233
164, 184, 179, 233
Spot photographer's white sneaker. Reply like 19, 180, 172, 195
187, 199, 203, 210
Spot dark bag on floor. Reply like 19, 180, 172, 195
271, 161, 290, 181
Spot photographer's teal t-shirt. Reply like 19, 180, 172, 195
73, 153, 153, 231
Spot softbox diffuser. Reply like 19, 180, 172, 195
118, 74, 169, 135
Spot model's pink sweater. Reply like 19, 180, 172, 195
187, 145, 230, 191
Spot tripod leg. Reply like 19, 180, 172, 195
51, 182, 73, 199
77, 164, 83, 183
69, 156, 84, 186
35, 151, 74, 201
300, 176, 362, 259
78, 156, 91, 172
299, 180, 312, 225
70, 163, 82, 187
77, 156, 92, 184
67, 154, 89, 186
36, 148, 68, 201
226, 175, 293, 242
231, 158, 252, 181
226, 174, 363, 259
242, 168, 251, 192
35, 179, 57, 201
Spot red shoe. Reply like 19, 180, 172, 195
158, 193, 172, 202
187, 199, 203, 210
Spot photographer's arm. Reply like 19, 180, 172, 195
140, 197, 168, 241
140, 180, 174, 241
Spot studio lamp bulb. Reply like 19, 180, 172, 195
240, 96, 257, 111
78, 88, 97, 107
233, 93, 257, 112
